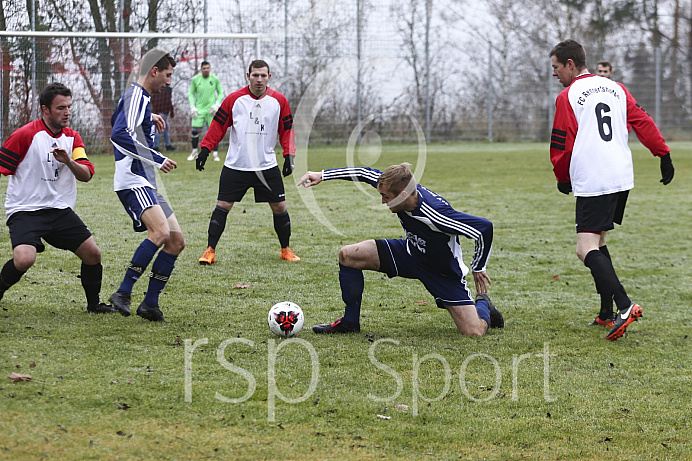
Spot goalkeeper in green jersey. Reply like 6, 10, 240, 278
187, 61, 224, 162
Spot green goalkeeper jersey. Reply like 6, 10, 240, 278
189, 73, 224, 112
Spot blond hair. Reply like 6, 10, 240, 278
377, 163, 417, 195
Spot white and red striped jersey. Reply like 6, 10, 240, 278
0, 119, 94, 218
201, 86, 295, 171
550, 74, 669, 197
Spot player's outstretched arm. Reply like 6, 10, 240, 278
298, 171, 323, 187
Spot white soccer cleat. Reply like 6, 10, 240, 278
187, 148, 198, 161
213, 151, 220, 161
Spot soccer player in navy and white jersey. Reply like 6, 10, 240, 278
109, 49, 184, 322
549, 39, 674, 341
0, 83, 114, 313
195, 59, 300, 265
298, 164, 503, 336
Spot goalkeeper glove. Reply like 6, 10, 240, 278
282, 155, 295, 177
557, 181, 572, 195
190, 105, 199, 119
659, 153, 674, 185
209, 103, 220, 116
196, 147, 210, 171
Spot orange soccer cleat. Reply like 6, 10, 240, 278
199, 246, 216, 265
280, 247, 301, 262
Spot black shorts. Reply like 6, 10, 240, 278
217, 166, 286, 203
575, 190, 629, 233
6, 208, 92, 253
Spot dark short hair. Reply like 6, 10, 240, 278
201, 61, 210, 67
248, 59, 270, 74
597, 61, 612, 71
549, 39, 586, 69
139, 48, 176, 76
40, 83, 71, 108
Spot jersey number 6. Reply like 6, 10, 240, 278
595, 102, 612, 142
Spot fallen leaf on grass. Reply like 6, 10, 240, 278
115, 403, 130, 410
9, 373, 31, 382
414, 300, 427, 306
233, 283, 252, 289
29, 362, 36, 368
394, 404, 409, 410
552, 275, 560, 280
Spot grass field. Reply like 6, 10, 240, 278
0, 142, 690, 460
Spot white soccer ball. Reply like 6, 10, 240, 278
267, 301, 304, 337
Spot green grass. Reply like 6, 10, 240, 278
0, 142, 690, 460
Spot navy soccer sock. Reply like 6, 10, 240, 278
118, 239, 159, 294
584, 249, 631, 312
339, 263, 364, 326
81, 262, 102, 308
144, 251, 177, 307
273, 211, 291, 248
474, 297, 491, 326
208, 205, 229, 249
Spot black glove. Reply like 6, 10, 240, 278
660, 153, 674, 185
196, 147, 210, 171
557, 181, 572, 195
282, 155, 295, 177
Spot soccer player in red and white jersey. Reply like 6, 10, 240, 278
195, 59, 300, 265
549, 39, 674, 341
0, 83, 114, 313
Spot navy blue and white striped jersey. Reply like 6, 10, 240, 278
110, 82, 169, 192
322, 167, 493, 278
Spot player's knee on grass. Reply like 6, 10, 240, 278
446, 304, 488, 336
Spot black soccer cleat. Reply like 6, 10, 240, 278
109, 291, 131, 317
605, 303, 642, 341
476, 293, 504, 329
87, 302, 117, 314
136, 301, 168, 322
312, 317, 360, 334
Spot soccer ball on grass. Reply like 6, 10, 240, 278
267, 301, 304, 337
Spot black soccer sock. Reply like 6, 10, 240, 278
584, 249, 631, 312
598, 245, 614, 318
81, 262, 102, 308
208, 205, 229, 249
0, 259, 25, 298
191, 134, 199, 149
273, 211, 291, 248
599, 245, 611, 261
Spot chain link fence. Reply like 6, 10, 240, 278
1, 0, 689, 151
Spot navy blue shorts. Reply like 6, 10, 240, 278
376, 238, 475, 309
217, 166, 286, 203
116, 187, 174, 232
7, 208, 91, 253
